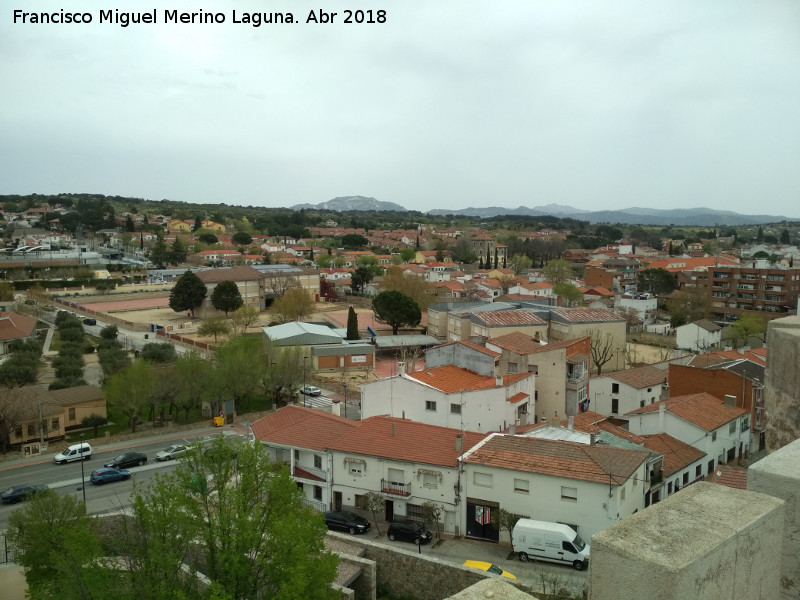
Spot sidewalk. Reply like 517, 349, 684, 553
0, 564, 26, 600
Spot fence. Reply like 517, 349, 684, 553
51, 298, 151, 332
0, 532, 14, 564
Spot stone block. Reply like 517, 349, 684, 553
588, 482, 784, 600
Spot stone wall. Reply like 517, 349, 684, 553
588, 482, 784, 600
765, 315, 800, 451
748, 438, 800, 600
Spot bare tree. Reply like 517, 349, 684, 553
420, 501, 443, 540
263, 273, 301, 297
24, 284, 51, 319
231, 305, 261, 335
588, 329, 619, 375
0, 387, 32, 453
363, 491, 385, 535
398, 345, 422, 373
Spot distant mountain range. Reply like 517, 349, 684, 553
291, 196, 407, 212
291, 197, 791, 226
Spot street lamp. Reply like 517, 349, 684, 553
343, 384, 348, 419
303, 356, 307, 407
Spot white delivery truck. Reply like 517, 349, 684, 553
512, 519, 590, 571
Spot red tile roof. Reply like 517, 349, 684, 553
561, 411, 647, 444
327, 416, 487, 467
707, 463, 748, 490
552, 307, 625, 323
0, 312, 37, 341
604, 365, 669, 389
406, 365, 532, 394
472, 309, 546, 327
508, 392, 529, 404
641, 433, 705, 477
251, 405, 358, 451
625, 393, 747, 431
487, 332, 580, 356
464, 434, 649, 485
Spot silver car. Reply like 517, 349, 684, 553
155, 444, 187, 461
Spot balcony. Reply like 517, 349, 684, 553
302, 498, 326, 513
381, 479, 411, 496
293, 464, 326, 482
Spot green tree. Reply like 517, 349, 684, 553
140, 342, 177, 364
214, 336, 265, 409
420, 500, 443, 540
197, 232, 219, 245
231, 305, 261, 335
666, 287, 710, 328
341, 233, 368, 249
372, 290, 421, 335
174, 352, 212, 422
8, 490, 113, 600
350, 266, 374, 294
363, 491, 385, 535
728, 313, 767, 347
169, 237, 188, 265
104, 361, 156, 432
268, 288, 314, 324
315, 253, 332, 268
198, 316, 232, 342
148, 238, 170, 268
0, 281, 14, 301
81, 413, 108, 437
193, 216, 203, 231
210, 280, 243, 315
509, 254, 533, 274
554, 282, 584, 307
380, 266, 434, 312
780, 229, 791, 244
0, 353, 40, 387
399, 248, 417, 263
450, 238, 477, 264
232, 231, 253, 245
346, 306, 360, 340
169, 270, 207, 318
542, 258, 574, 285
125, 214, 136, 232
638, 268, 676, 295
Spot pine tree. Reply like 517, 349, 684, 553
346, 306, 360, 340
479, 256, 484, 269
494, 247, 499, 269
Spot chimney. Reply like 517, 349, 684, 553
658, 403, 666, 433
455, 433, 463, 452
509, 424, 516, 436
496, 375, 503, 386
392, 423, 395, 436
589, 433, 596, 446
724, 394, 737, 408
568, 416, 574, 430
397, 362, 407, 376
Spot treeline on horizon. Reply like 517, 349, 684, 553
1, 193, 798, 250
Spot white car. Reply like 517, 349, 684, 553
155, 444, 187, 461
301, 386, 322, 396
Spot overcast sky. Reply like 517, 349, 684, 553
2, 0, 799, 217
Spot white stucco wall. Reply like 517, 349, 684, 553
591, 377, 665, 417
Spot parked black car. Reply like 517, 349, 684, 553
1, 484, 49, 504
387, 520, 433, 544
324, 511, 371, 535
104, 452, 148, 469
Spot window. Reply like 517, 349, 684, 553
314, 455, 322, 469
425, 400, 437, 412
514, 478, 529, 494
728, 422, 736, 435
668, 482, 673, 494
611, 398, 619, 415
507, 362, 518, 374
388, 468, 405, 487
354, 494, 367, 508
27, 424, 35, 436
423, 473, 438, 489
683, 472, 689, 485
612, 383, 620, 394
708, 459, 715, 473
294, 449, 300, 460
406, 503, 424, 521
561, 486, 577, 501
711, 431, 717, 442
741, 418, 750, 432
349, 465, 363, 476
647, 387, 652, 393
450, 403, 462, 415
620, 485, 626, 501
640, 400, 645, 408
474, 472, 493, 488
313, 485, 322, 501
633, 473, 638, 486
51, 418, 59, 431
68, 408, 75, 421
696, 465, 702, 478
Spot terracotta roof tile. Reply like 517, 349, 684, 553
464, 434, 649, 485
508, 392, 529, 404
604, 365, 669, 389
707, 463, 748, 490
0, 312, 37, 341
472, 309, 546, 327
406, 365, 532, 394
328, 417, 486, 467
552, 307, 626, 323
196, 266, 263, 283
641, 433, 705, 477
488, 332, 582, 356
251, 405, 358, 451
430, 340, 501, 358
625, 392, 747, 431
561, 411, 647, 444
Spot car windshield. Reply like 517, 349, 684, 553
573, 534, 586, 551
3, 487, 16, 494
113, 455, 126, 461
487, 565, 503, 575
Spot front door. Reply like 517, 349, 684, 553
385, 499, 394, 522
334, 491, 342, 512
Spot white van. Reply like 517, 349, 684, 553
512, 519, 590, 571
54, 443, 93, 464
